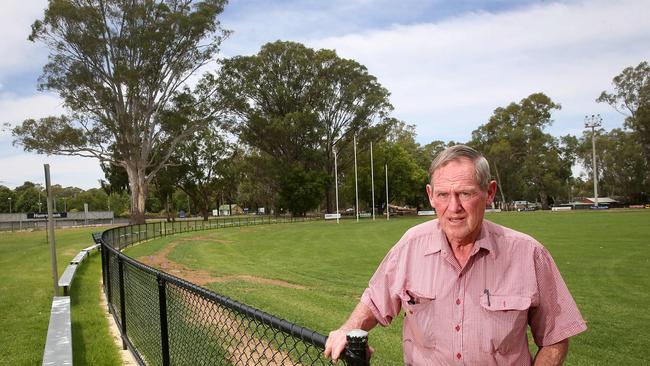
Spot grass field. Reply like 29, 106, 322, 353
0, 227, 121, 365
124, 210, 650, 365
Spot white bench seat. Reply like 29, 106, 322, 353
58, 264, 78, 296
70, 250, 88, 265
42, 296, 72, 366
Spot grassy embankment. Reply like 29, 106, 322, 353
0, 227, 121, 365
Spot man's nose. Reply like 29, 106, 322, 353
448, 193, 462, 212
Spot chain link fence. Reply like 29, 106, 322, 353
98, 215, 368, 365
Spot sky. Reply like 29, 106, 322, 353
1, 0, 649, 189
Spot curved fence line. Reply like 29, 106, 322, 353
98, 215, 368, 366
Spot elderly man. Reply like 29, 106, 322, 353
325, 145, 586, 365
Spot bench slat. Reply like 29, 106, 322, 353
83, 243, 100, 252
70, 250, 88, 265
42, 296, 72, 366
58, 264, 78, 296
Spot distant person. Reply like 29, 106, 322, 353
325, 145, 586, 365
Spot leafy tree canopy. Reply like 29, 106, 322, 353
12, 0, 229, 223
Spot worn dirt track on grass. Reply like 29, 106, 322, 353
137, 239, 305, 289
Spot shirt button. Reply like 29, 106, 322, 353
455, 325, 460, 331
456, 298, 461, 305
456, 353, 462, 359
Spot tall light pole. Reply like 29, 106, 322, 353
585, 114, 602, 208
334, 149, 340, 224
370, 142, 375, 221
354, 135, 359, 222
8, 197, 11, 214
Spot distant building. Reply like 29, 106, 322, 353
555, 197, 621, 210
581, 197, 619, 205
216, 204, 243, 216
512, 201, 540, 211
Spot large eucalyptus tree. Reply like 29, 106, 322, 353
12, 0, 229, 223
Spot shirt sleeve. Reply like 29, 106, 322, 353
529, 246, 587, 346
360, 245, 403, 327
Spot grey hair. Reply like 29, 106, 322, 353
428, 145, 491, 190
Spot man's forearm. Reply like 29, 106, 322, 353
340, 302, 379, 331
533, 339, 569, 366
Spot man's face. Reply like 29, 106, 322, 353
426, 158, 496, 245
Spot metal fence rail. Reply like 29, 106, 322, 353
98, 215, 367, 366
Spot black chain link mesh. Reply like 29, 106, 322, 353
123, 263, 163, 364
100, 215, 357, 366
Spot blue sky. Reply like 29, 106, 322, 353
1, 0, 649, 189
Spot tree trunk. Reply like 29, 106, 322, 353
125, 162, 148, 224
493, 163, 507, 209
201, 193, 210, 221
538, 189, 550, 210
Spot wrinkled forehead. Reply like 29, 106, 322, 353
431, 158, 480, 187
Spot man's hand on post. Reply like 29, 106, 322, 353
324, 328, 350, 363
324, 302, 378, 362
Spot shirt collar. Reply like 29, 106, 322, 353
424, 220, 445, 256
473, 221, 497, 259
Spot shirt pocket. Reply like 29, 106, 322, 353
399, 290, 436, 349
479, 293, 531, 355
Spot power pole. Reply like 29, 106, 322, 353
44, 164, 59, 296
584, 114, 602, 208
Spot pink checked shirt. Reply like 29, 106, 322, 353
360, 219, 587, 365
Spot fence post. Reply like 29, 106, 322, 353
105, 250, 112, 304
157, 274, 170, 366
100, 244, 106, 288
118, 256, 127, 350
345, 330, 369, 366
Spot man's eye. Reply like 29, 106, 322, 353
436, 193, 448, 198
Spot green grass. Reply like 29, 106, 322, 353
0, 227, 121, 365
71, 252, 122, 365
126, 210, 650, 366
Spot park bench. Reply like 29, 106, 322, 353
69, 251, 87, 265
42, 296, 72, 366
43, 241, 102, 364
58, 264, 78, 296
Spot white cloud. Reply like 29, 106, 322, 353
1, 0, 649, 189
0, 1, 49, 74
0, 152, 103, 190
308, 0, 650, 142
0, 93, 64, 130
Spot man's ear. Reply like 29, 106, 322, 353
486, 180, 497, 204
426, 184, 435, 208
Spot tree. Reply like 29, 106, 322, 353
278, 167, 330, 216
0, 186, 16, 213
175, 127, 234, 220
575, 128, 648, 203
214, 41, 392, 213
598, 61, 650, 191
598, 61, 650, 146
12, 0, 229, 223
339, 121, 429, 213
470, 93, 572, 209
16, 186, 41, 213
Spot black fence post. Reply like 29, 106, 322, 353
345, 330, 369, 366
157, 274, 170, 366
106, 250, 112, 307
100, 244, 106, 288
118, 256, 127, 350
